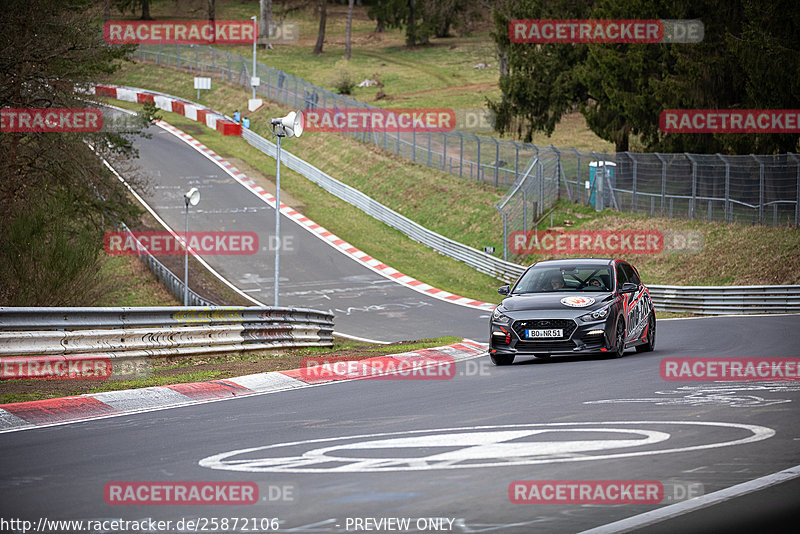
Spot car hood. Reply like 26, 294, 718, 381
500, 292, 614, 313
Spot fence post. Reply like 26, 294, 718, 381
458, 132, 464, 177
569, 147, 581, 200
177, 43, 181, 69
474, 134, 481, 183
590, 152, 603, 211
513, 141, 520, 184
685, 153, 697, 219
502, 211, 508, 261
626, 152, 638, 211
442, 133, 447, 170
717, 154, 730, 222
412, 125, 416, 163
491, 137, 500, 187
752, 155, 764, 224
654, 153, 666, 213
789, 153, 800, 227
427, 130, 432, 167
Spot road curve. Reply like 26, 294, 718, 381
122, 115, 489, 343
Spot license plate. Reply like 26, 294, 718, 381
526, 329, 563, 338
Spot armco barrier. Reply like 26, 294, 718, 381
241, 128, 526, 283
647, 285, 800, 315
0, 307, 335, 362
92, 86, 800, 316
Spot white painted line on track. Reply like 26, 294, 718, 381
578, 463, 800, 534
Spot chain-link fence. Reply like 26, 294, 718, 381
497, 150, 800, 259
135, 43, 543, 188
133, 43, 800, 255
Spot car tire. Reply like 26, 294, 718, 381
610, 318, 626, 359
490, 353, 515, 366
635, 313, 656, 353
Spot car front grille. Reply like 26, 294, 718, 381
512, 319, 577, 340
515, 340, 577, 352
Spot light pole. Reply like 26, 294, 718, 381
183, 187, 200, 306
269, 110, 304, 306
251, 15, 258, 101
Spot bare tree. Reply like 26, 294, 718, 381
259, 0, 273, 49
313, 0, 327, 55
345, 0, 354, 59
207, 0, 214, 21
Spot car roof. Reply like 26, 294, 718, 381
530, 258, 616, 267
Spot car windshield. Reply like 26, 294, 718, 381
513, 265, 613, 293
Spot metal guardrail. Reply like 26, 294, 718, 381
119, 223, 215, 307
0, 307, 336, 361
242, 128, 525, 283
648, 285, 800, 315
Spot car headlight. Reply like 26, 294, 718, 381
492, 308, 511, 324
580, 305, 610, 322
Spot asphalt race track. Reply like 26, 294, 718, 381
1, 113, 799, 533
1, 316, 799, 532
118, 117, 490, 343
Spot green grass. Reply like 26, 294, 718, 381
96, 254, 178, 306
363, 337, 462, 353
107, 0, 614, 149
101, 81, 505, 304
518, 200, 800, 286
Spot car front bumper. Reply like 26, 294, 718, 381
489, 316, 613, 356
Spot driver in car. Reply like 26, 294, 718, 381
544, 273, 565, 291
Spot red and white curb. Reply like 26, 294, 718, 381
0, 340, 487, 433
92, 84, 497, 312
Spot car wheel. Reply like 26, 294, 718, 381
490, 353, 515, 366
610, 318, 626, 359
635, 313, 656, 353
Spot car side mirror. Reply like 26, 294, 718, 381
620, 282, 638, 294
498, 285, 510, 296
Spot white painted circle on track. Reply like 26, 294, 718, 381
199, 421, 774, 473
